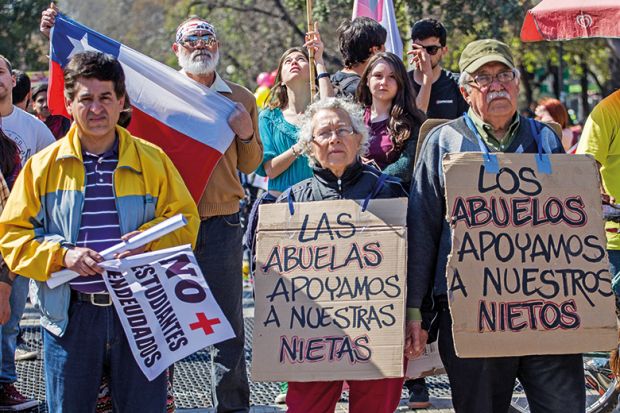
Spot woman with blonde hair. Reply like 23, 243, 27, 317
255, 25, 333, 199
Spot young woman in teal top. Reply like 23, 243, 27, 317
256, 25, 333, 197
256, 104, 311, 193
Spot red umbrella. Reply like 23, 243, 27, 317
521, 0, 620, 42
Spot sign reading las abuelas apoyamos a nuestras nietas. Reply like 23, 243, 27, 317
443, 153, 617, 358
252, 198, 407, 382
101, 245, 234, 381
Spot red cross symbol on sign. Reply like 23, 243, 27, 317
189, 313, 221, 335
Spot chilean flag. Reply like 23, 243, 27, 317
49, 14, 237, 202
353, 0, 403, 58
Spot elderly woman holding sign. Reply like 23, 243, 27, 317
276, 97, 408, 413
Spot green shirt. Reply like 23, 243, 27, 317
468, 108, 520, 152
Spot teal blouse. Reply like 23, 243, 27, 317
255, 108, 313, 192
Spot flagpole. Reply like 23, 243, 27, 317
306, 0, 317, 100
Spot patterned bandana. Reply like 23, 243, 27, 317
176, 19, 217, 44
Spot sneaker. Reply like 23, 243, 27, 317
14, 345, 37, 362
274, 382, 287, 404
408, 382, 431, 409
0, 383, 39, 410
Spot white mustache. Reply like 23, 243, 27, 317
192, 51, 212, 59
487, 90, 510, 103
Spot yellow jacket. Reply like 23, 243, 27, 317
0, 125, 199, 335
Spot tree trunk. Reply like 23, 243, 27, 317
580, 56, 589, 116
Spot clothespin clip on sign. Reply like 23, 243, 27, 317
482, 153, 500, 174
529, 119, 552, 175
463, 113, 499, 174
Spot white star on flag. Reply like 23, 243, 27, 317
66, 33, 99, 60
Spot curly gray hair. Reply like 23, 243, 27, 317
297, 97, 369, 166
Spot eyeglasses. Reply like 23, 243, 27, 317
413, 44, 442, 55
178, 34, 217, 48
313, 127, 355, 142
470, 70, 516, 88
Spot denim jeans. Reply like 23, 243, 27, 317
0, 275, 29, 383
437, 305, 585, 413
194, 213, 249, 413
43, 299, 167, 412
609, 250, 620, 296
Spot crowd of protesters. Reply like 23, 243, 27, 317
0, 4, 616, 413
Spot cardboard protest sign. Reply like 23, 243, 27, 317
252, 198, 407, 382
443, 153, 617, 357
101, 245, 234, 380
406, 342, 445, 379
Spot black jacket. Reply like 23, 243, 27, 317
278, 160, 407, 203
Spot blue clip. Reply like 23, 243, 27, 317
463, 113, 499, 175
482, 153, 500, 174
287, 193, 295, 216
536, 153, 552, 174
527, 119, 552, 175
361, 197, 371, 213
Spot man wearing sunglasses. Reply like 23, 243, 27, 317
407, 18, 468, 120
171, 16, 262, 413
407, 39, 584, 413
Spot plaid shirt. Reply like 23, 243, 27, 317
0, 173, 8, 213
0, 172, 9, 273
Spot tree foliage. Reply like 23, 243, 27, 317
62, 0, 175, 64
0, 0, 50, 70
165, 0, 353, 86
6, 0, 615, 116
405, 0, 616, 117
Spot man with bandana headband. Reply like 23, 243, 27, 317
41, 9, 262, 413
171, 16, 262, 413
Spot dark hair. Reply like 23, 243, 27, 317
411, 18, 447, 46
0, 55, 12, 73
267, 47, 310, 110
117, 95, 133, 128
337, 17, 387, 68
357, 52, 426, 153
63, 52, 126, 101
11, 71, 30, 105
0, 128, 19, 180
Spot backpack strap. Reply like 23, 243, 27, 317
333, 75, 359, 97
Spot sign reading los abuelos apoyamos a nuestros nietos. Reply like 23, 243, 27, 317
443, 153, 617, 358
252, 198, 407, 382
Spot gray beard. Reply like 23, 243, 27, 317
178, 49, 220, 75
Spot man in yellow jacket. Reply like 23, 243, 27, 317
0, 51, 199, 412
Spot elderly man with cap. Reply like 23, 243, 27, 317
405, 39, 585, 412
41, 8, 261, 412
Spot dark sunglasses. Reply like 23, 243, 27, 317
414, 44, 442, 55
179, 34, 217, 48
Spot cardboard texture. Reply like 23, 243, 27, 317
405, 342, 445, 379
252, 198, 407, 382
443, 153, 617, 358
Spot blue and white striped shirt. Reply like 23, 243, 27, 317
69, 140, 121, 293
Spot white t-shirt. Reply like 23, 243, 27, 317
2, 106, 55, 165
